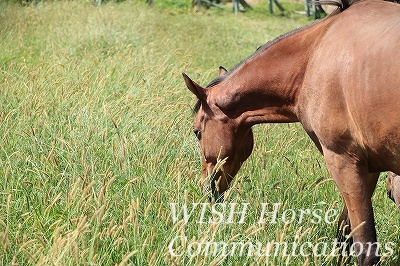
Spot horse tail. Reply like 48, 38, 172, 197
311, 0, 359, 16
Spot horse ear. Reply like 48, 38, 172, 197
182, 73, 206, 100
219, 66, 228, 76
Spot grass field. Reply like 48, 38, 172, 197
0, 1, 399, 265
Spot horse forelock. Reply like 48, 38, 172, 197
193, 100, 202, 114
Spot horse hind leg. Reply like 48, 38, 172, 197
386, 171, 400, 211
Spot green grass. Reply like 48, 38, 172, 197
0, 1, 398, 265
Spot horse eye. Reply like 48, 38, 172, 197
194, 130, 202, 140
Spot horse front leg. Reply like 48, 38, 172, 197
323, 147, 380, 266
336, 172, 379, 265
336, 205, 352, 265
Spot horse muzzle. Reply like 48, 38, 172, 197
201, 168, 225, 203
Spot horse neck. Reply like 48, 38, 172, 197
215, 21, 327, 127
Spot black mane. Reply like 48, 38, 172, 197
192, 0, 351, 114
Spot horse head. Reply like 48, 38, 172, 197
183, 68, 254, 202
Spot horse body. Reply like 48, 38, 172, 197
300, 2, 400, 173
296, 4, 400, 263
184, 0, 400, 265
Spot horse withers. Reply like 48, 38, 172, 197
184, 0, 400, 265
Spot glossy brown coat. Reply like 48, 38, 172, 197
184, 0, 400, 265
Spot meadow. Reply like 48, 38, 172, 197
0, 1, 398, 265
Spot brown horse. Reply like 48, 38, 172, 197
184, 0, 400, 265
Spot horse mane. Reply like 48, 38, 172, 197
193, 0, 354, 113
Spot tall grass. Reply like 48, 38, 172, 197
0, 1, 398, 265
